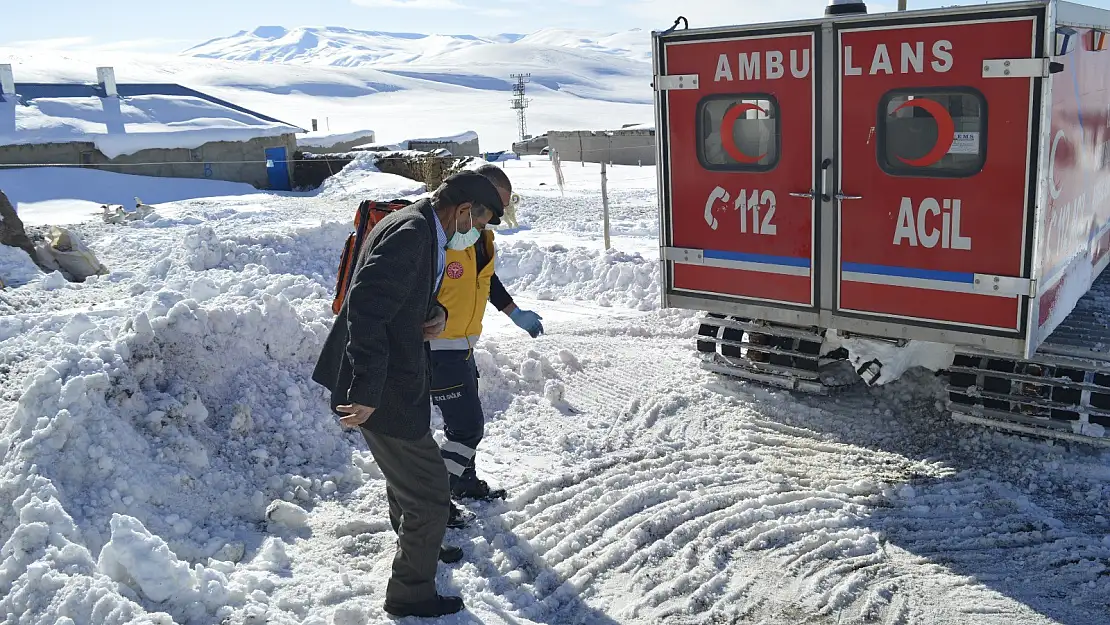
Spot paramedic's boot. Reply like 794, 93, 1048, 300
453, 479, 507, 502
447, 503, 474, 529
383, 595, 465, 618
439, 545, 464, 564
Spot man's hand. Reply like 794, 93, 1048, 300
337, 403, 375, 428
423, 306, 447, 340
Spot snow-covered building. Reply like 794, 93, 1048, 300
296, 129, 376, 154
406, 130, 479, 157
547, 125, 655, 166
352, 130, 480, 157
0, 66, 304, 190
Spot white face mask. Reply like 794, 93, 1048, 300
447, 210, 480, 250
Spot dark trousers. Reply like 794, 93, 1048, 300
430, 349, 484, 493
361, 428, 451, 604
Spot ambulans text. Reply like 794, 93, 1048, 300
712, 40, 953, 82
844, 40, 953, 76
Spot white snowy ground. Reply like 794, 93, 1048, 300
1, 156, 1109, 625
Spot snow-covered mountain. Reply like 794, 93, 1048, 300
184, 26, 517, 67
2, 24, 654, 150
182, 26, 651, 67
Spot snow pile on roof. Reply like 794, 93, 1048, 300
0, 94, 301, 158
406, 130, 478, 144
296, 129, 376, 149
350, 131, 478, 153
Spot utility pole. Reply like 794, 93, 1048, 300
510, 73, 531, 143
601, 161, 611, 250
898, 0, 907, 10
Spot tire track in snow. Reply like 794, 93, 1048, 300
471, 333, 1110, 625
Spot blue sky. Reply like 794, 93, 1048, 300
6, 0, 1110, 52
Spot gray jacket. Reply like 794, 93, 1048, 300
312, 199, 447, 440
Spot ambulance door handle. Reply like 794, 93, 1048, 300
820, 158, 832, 202
790, 191, 816, 199
836, 193, 863, 201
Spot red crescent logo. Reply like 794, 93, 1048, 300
446, 261, 464, 279
720, 102, 769, 164
891, 98, 956, 168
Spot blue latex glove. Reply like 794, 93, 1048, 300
510, 308, 544, 338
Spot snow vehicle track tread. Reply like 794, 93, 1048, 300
1036, 268, 1110, 361
695, 315, 859, 394
947, 269, 1110, 446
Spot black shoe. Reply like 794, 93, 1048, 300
447, 504, 474, 529
452, 479, 507, 502
383, 595, 465, 618
439, 545, 464, 564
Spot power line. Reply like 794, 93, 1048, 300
509, 73, 531, 143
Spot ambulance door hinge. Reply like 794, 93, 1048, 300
972, 274, 1034, 298
982, 58, 1063, 78
663, 247, 704, 264
654, 74, 700, 91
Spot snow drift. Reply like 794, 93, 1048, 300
0, 267, 362, 622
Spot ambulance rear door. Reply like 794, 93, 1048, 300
657, 23, 822, 327
832, 5, 1047, 344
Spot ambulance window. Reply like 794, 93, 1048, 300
697, 95, 779, 171
879, 89, 986, 177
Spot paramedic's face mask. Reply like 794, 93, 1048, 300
447, 207, 480, 250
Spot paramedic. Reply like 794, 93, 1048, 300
311, 171, 504, 619
433, 164, 544, 508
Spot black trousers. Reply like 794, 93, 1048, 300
361, 428, 451, 604
430, 349, 485, 493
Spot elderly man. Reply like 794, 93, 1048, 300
312, 171, 504, 619
433, 164, 543, 525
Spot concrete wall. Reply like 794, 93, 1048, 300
547, 129, 656, 166
513, 135, 548, 156
300, 136, 376, 154
408, 136, 480, 157
292, 152, 355, 190
0, 133, 298, 189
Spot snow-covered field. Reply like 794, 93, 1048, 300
0, 27, 654, 150
1, 154, 1109, 625
0, 19, 1109, 624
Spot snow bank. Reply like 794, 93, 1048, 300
0, 244, 42, 288
314, 153, 426, 200
1, 94, 301, 159
495, 240, 659, 310
297, 129, 376, 149
0, 270, 365, 622
1, 167, 258, 216
180, 221, 353, 279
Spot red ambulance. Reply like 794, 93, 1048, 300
652, 0, 1110, 445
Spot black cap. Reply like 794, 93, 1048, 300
441, 170, 504, 225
